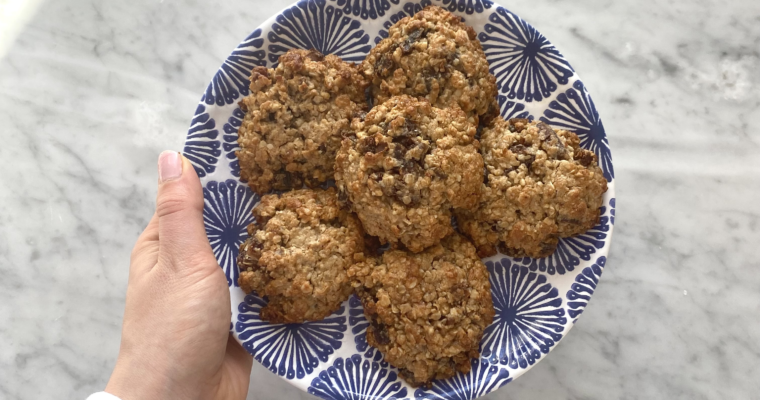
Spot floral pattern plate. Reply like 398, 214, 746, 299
184, 1, 616, 398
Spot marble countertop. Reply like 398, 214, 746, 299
1, 0, 759, 399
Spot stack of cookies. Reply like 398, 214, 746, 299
235, 6, 607, 387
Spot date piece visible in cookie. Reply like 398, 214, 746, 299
237, 188, 365, 323
456, 118, 608, 258
335, 95, 483, 253
348, 233, 494, 387
237, 49, 368, 193
362, 6, 498, 120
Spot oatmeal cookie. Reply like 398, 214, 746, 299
348, 233, 494, 387
362, 6, 497, 120
236, 49, 368, 193
237, 187, 365, 323
456, 118, 608, 258
335, 95, 483, 253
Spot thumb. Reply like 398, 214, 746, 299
155, 151, 216, 273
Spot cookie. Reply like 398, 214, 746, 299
348, 233, 494, 387
456, 118, 608, 258
362, 6, 498, 120
335, 95, 483, 253
236, 49, 369, 193
237, 187, 365, 323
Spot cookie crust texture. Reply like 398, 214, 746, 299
237, 188, 365, 323
335, 95, 483, 253
363, 6, 498, 122
456, 118, 608, 258
237, 49, 369, 193
348, 233, 495, 387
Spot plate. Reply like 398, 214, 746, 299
183, 1, 616, 398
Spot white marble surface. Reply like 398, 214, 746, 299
0, 0, 759, 399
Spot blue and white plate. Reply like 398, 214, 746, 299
185, 1, 615, 398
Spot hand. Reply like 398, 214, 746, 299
106, 151, 252, 400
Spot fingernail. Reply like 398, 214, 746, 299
158, 151, 183, 182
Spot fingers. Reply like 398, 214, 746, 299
129, 213, 160, 280
225, 334, 253, 375
154, 151, 217, 273
221, 334, 253, 400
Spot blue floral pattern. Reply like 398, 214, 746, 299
268, 0, 372, 63
512, 205, 610, 275
335, 0, 401, 20
540, 80, 614, 181
610, 197, 615, 225
308, 354, 409, 400
479, 7, 573, 103
481, 260, 566, 369
437, 0, 493, 15
374, 1, 432, 44
236, 295, 348, 379
203, 180, 258, 286
414, 359, 511, 399
221, 106, 246, 177
497, 95, 533, 120
184, 104, 221, 178
346, 295, 391, 362
203, 29, 266, 106
566, 256, 606, 322
348, 295, 378, 359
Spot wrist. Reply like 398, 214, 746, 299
106, 354, 180, 400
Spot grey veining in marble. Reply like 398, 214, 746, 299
1, 0, 759, 399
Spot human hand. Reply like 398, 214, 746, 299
105, 151, 252, 400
